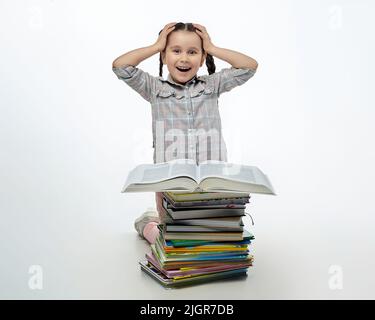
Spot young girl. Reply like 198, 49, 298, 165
112, 22, 258, 244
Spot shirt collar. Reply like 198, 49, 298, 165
159, 73, 207, 87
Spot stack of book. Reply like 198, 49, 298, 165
122, 159, 275, 288
139, 191, 255, 288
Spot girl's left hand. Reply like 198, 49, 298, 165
193, 23, 215, 53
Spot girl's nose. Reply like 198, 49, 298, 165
180, 53, 189, 62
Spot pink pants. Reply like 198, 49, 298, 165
155, 192, 168, 222
143, 192, 166, 244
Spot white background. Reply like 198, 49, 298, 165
1, 0, 374, 299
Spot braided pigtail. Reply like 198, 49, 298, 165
158, 53, 163, 77
205, 53, 216, 75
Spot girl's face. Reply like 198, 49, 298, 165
162, 30, 206, 85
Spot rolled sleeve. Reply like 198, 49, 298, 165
112, 64, 157, 102
212, 67, 256, 96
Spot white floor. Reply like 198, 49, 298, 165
2, 205, 374, 299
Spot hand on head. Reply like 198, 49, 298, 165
192, 23, 214, 53
154, 22, 177, 52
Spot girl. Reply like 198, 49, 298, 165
112, 22, 258, 244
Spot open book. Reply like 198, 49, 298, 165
122, 159, 275, 195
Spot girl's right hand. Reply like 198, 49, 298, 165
154, 22, 177, 52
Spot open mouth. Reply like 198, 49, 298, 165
176, 67, 191, 73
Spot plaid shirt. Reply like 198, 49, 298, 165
112, 64, 255, 164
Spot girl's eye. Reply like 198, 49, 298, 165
172, 49, 197, 54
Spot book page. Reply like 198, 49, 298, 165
167, 159, 198, 182
198, 161, 257, 183
124, 159, 197, 185
123, 177, 197, 192
198, 161, 274, 193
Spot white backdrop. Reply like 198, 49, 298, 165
1, 0, 374, 299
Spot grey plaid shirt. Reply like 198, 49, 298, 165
112, 64, 255, 164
